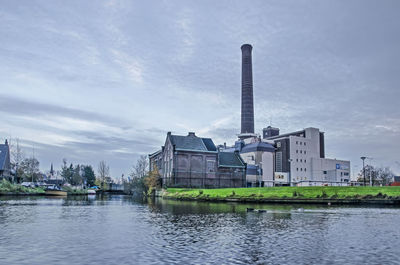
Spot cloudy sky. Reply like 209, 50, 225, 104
1, 0, 399, 178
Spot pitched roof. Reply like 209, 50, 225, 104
201, 138, 217, 151
218, 152, 246, 168
149, 149, 162, 158
169, 134, 217, 152
0, 144, 10, 171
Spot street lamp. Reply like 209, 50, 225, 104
288, 158, 293, 186
360, 157, 366, 186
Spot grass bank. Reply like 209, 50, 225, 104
62, 186, 89, 195
0, 179, 45, 195
164, 186, 400, 204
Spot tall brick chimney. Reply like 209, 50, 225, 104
241, 44, 254, 134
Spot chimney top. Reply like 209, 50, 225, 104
5, 139, 8, 145
241, 44, 252, 50
188, 132, 196, 137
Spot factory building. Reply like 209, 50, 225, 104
263, 126, 350, 186
149, 43, 350, 188
221, 44, 351, 187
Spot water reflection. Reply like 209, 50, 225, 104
0, 195, 399, 265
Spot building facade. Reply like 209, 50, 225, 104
149, 132, 246, 188
264, 127, 350, 186
0, 140, 11, 181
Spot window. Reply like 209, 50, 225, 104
300, 159, 302, 162
296, 158, 298, 162
301, 168, 303, 171
304, 142, 306, 146
207, 160, 215, 172
277, 142, 281, 148
276, 152, 282, 172
304, 151, 306, 154
305, 159, 306, 163
300, 142, 302, 145
296, 150, 298, 153
323, 171, 327, 174
296, 168, 299, 171
305, 168, 307, 172
300, 150, 302, 154
296, 141, 298, 144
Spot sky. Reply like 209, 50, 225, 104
1, 0, 399, 179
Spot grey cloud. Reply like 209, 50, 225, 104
0, 95, 120, 125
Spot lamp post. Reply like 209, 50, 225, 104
288, 159, 293, 186
361, 157, 366, 186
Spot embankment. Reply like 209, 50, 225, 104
163, 186, 400, 205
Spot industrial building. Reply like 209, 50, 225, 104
149, 43, 350, 188
221, 44, 351, 187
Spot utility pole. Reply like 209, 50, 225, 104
361, 157, 366, 186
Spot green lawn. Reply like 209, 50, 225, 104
165, 186, 400, 200
0, 179, 45, 194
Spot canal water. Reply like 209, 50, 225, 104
1, 195, 399, 265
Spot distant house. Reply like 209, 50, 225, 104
0, 140, 11, 181
149, 132, 246, 188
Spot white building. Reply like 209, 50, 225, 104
264, 127, 350, 186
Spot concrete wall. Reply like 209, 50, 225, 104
311, 158, 350, 184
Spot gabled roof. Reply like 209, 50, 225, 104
218, 152, 246, 168
169, 133, 217, 152
0, 143, 10, 171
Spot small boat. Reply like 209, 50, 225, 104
88, 189, 96, 195
45, 185, 67, 196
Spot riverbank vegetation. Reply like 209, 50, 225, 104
0, 179, 45, 194
124, 155, 161, 196
165, 186, 400, 201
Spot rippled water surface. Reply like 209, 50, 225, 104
1, 195, 400, 265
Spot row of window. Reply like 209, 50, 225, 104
296, 158, 306, 163
296, 168, 307, 172
296, 150, 307, 154
295, 141, 306, 146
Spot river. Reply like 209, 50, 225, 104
0, 195, 399, 265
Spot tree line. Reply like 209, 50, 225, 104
8, 138, 112, 188
357, 165, 395, 186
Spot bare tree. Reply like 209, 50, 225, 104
98, 160, 110, 189
376, 167, 394, 186
130, 155, 149, 178
358, 165, 395, 186
9, 138, 24, 183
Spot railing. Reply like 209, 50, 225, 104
164, 170, 246, 188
